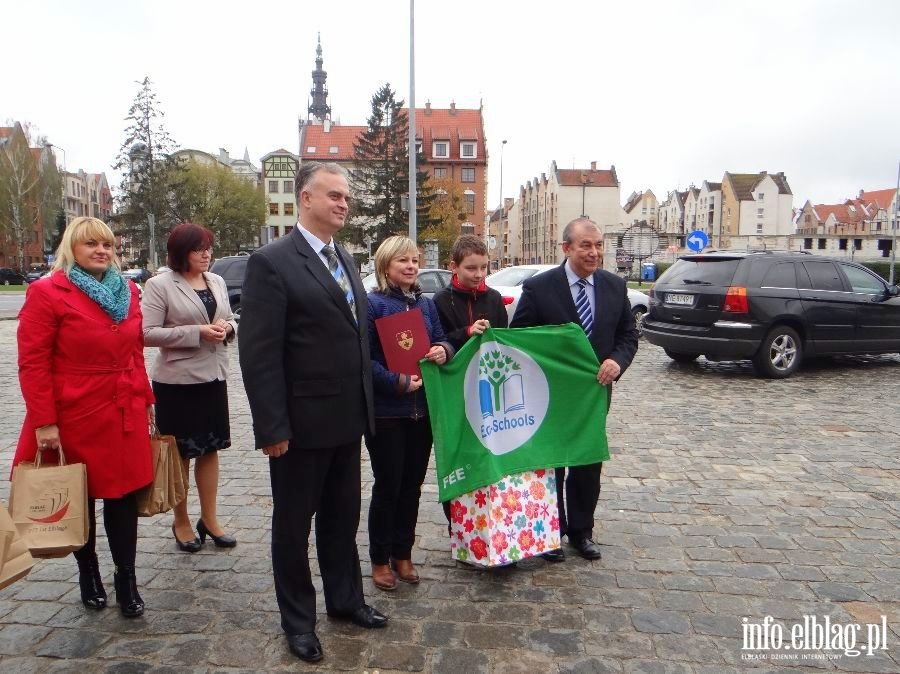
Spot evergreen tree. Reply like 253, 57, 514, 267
348, 83, 437, 248
112, 76, 180, 265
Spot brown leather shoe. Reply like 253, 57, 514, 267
391, 558, 420, 584
371, 564, 397, 591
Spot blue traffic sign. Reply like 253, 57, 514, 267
686, 230, 709, 252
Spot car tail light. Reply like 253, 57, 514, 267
502, 296, 514, 305
722, 286, 748, 313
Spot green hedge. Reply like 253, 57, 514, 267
858, 261, 896, 282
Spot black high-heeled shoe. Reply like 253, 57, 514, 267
197, 519, 236, 548
77, 558, 107, 610
172, 524, 202, 553
113, 566, 144, 618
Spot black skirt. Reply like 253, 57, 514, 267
152, 380, 231, 460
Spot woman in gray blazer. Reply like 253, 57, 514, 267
142, 223, 238, 553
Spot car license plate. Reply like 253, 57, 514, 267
666, 293, 694, 306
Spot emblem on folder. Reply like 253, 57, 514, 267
396, 330, 414, 351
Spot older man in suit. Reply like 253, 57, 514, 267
239, 162, 386, 663
511, 217, 639, 561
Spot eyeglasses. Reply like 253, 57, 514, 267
192, 247, 213, 255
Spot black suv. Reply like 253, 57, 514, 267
210, 255, 250, 319
643, 251, 900, 378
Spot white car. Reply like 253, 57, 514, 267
485, 264, 649, 336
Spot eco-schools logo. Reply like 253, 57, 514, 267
463, 341, 549, 455
27, 489, 71, 524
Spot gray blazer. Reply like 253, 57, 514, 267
142, 271, 237, 385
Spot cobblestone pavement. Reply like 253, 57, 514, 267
0, 318, 898, 673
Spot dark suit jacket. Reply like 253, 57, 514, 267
238, 228, 375, 449
510, 263, 639, 377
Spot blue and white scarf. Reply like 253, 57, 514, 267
68, 265, 131, 323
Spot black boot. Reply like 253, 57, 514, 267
76, 557, 107, 610
113, 566, 144, 618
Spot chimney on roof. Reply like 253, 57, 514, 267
324, 119, 331, 132
449, 101, 456, 115
425, 100, 431, 115
590, 161, 596, 171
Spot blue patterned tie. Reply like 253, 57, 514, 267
321, 245, 356, 320
575, 278, 593, 337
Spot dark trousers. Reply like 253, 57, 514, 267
367, 417, 433, 565
556, 462, 603, 542
73, 492, 138, 569
269, 440, 364, 635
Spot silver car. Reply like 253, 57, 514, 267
485, 264, 649, 336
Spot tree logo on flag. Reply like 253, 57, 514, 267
463, 341, 549, 456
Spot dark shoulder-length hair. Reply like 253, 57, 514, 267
166, 223, 214, 272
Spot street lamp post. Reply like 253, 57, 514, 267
497, 139, 507, 268
890, 161, 899, 286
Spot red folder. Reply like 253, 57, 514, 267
375, 307, 431, 377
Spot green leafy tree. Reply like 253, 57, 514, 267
112, 76, 180, 264
0, 122, 61, 270
169, 160, 266, 255
479, 350, 521, 412
347, 83, 437, 248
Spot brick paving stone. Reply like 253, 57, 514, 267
0, 326, 898, 672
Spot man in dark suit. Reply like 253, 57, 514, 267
511, 217, 639, 561
239, 162, 386, 663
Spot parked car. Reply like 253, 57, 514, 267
362, 268, 452, 297
122, 268, 153, 284
485, 264, 650, 336
0, 268, 26, 285
25, 265, 49, 283
209, 254, 250, 319
642, 251, 900, 378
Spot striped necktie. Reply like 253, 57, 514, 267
575, 278, 593, 337
321, 245, 356, 319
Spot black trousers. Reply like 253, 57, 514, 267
555, 462, 603, 542
269, 440, 364, 635
73, 492, 138, 569
367, 417, 433, 565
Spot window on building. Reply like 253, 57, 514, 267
817, 238, 826, 249
433, 167, 447, 179
329, 146, 338, 154
284, 203, 294, 216
464, 191, 475, 214
460, 142, 476, 159
854, 238, 862, 250
268, 203, 279, 215
433, 142, 449, 158
461, 168, 475, 182
838, 238, 848, 250
283, 180, 293, 193
803, 238, 813, 249
758, 193, 764, 200
756, 223, 763, 234
757, 208, 764, 217
306, 146, 316, 153
269, 180, 278, 193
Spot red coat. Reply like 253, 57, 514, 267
15, 272, 154, 498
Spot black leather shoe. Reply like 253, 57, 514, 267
286, 632, 323, 662
113, 566, 145, 618
197, 519, 237, 548
572, 537, 603, 560
172, 525, 202, 553
541, 547, 566, 562
77, 559, 107, 610
328, 604, 388, 629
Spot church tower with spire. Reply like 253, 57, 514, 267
307, 33, 331, 123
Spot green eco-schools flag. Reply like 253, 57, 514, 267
421, 324, 609, 502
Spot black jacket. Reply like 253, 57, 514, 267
433, 280, 508, 351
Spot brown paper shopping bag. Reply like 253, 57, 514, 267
0, 506, 35, 590
0, 505, 15, 575
137, 430, 186, 517
9, 446, 89, 559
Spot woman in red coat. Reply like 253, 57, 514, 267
15, 216, 154, 618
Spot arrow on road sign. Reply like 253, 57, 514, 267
686, 230, 709, 252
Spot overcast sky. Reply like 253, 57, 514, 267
4, 0, 899, 210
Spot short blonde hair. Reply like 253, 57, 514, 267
372, 236, 419, 293
52, 217, 120, 275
